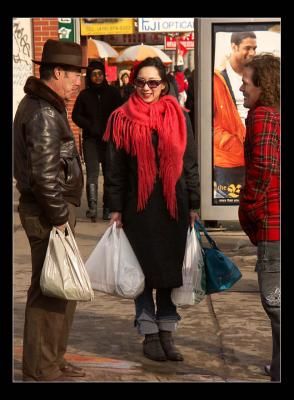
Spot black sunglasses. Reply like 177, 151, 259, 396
134, 78, 162, 89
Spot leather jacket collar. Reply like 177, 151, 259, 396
24, 76, 65, 113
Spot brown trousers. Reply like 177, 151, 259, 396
18, 200, 77, 380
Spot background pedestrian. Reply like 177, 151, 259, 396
72, 60, 122, 222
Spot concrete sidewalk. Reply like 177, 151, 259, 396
13, 174, 272, 382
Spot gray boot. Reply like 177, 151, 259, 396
143, 333, 167, 361
86, 183, 97, 222
159, 330, 184, 361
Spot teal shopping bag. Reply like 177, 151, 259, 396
194, 221, 242, 294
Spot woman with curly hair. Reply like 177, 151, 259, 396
239, 53, 280, 381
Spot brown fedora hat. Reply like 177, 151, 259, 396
32, 39, 86, 69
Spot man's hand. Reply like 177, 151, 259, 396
109, 212, 123, 228
55, 223, 67, 232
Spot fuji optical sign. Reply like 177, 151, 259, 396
138, 18, 194, 33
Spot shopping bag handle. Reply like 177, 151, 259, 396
110, 221, 121, 244
194, 220, 219, 250
54, 226, 69, 237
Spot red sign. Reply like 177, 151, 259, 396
105, 62, 117, 82
164, 33, 194, 50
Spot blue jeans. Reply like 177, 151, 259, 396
134, 284, 181, 335
256, 241, 280, 381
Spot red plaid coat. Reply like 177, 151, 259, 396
238, 106, 280, 246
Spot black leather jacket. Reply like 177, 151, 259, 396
14, 76, 83, 226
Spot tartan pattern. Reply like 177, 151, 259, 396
239, 106, 280, 246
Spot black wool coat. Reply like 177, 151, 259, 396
72, 84, 122, 141
105, 113, 200, 289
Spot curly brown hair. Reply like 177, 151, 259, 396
245, 53, 280, 108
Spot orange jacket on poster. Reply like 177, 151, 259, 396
213, 70, 246, 168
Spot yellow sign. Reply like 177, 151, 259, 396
81, 18, 135, 35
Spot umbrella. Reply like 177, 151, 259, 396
87, 39, 119, 59
115, 44, 172, 65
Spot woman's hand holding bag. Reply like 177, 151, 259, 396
85, 222, 145, 299
171, 226, 206, 307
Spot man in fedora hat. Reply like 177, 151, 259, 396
14, 39, 87, 381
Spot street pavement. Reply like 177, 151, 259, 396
13, 173, 273, 382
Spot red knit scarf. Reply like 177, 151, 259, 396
103, 92, 187, 219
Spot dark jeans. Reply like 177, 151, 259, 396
256, 241, 280, 381
18, 200, 77, 380
83, 137, 107, 208
134, 284, 181, 335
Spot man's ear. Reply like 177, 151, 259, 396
231, 43, 238, 53
53, 66, 62, 80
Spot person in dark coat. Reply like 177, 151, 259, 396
104, 57, 200, 362
14, 39, 85, 381
185, 68, 195, 135
72, 60, 122, 221
167, 71, 179, 99
119, 70, 135, 103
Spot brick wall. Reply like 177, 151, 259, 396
32, 18, 82, 154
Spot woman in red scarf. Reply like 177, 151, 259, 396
104, 57, 200, 362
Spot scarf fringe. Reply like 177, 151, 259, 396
103, 94, 186, 219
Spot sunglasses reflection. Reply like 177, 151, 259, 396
134, 78, 162, 89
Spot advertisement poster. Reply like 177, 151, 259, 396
212, 23, 280, 205
81, 18, 134, 36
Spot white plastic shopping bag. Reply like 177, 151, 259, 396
40, 223, 94, 301
85, 223, 145, 299
171, 226, 206, 306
